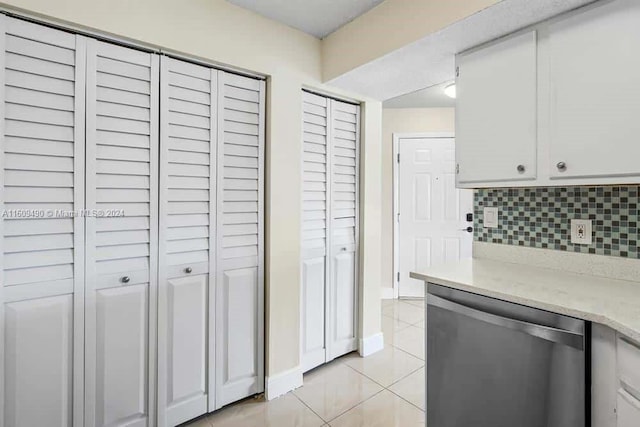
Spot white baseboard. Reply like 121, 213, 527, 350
265, 366, 303, 400
381, 287, 396, 300
359, 332, 384, 357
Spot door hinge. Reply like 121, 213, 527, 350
456, 66, 460, 77
397, 272, 400, 282
397, 212, 400, 222
456, 163, 460, 174
397, 153, 400, 163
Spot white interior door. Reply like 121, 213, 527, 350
157, 57, 216, 426
84, 39, 159, 427
398, 137, 473, 298
215, 71, 265, 408
0, 16, 85, 427
327, 100, 359, 361
301, 91, 329, 372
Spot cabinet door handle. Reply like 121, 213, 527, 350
517, 164, 525, 173
184, 267, 193, 274
121, 276, 130, 284
341, 247, 347, 252
556, 161, 567, 172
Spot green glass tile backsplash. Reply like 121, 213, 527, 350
474, 186, 640, 258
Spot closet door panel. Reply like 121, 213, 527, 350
158, 57, 214, 426
215, 72, 264, 408
327, 100, 359, 361
0, 16, 85, 427
221, 268, 258, 382
332, 252, 356, 349
301, 91, 329, 372
165, 276, 207, 406
301, 257, 326, 371
85, 39, 158, 427
4, 295, 73, 427
94, 285, 148, 427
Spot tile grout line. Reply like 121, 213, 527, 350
341, 355, 426, 413
291, 391, 327, 425
312, 363, 389, 423
386, 364, 424, 388
386, 387, 426, 413
389, 339, 425, 361
324, 386, 388, 425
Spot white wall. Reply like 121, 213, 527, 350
0, 0, 382, 387
381, 108, 455, 297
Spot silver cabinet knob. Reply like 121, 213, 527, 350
121, 276, 130, 283
459, 227, 473, 233
185, 267, 193, 274
557, 161, 567, 171
517, 164, 525, 173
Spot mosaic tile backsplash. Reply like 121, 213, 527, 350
474, 186, 640, 258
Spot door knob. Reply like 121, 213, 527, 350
556, 161, 567, 172
459, 227, 473, 233
121, 276, 130, 283
517, 164, 525, 173
185, 267, 193, 274
341, 247, 347, 252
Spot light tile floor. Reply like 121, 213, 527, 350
185, 299, 425, 427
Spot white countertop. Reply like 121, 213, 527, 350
411, 258, 640, 342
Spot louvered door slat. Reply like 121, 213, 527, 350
84, 39, 158, 427
1, 16, 85, 427
215, 71, 264, 408
158, 57, 215, 427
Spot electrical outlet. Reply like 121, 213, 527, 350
571, 219, 592, 245
483, 207, 499, 228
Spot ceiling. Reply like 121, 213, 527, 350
383, 81, 455, 109
226, 0, 385, 38
328, 0, 599, 100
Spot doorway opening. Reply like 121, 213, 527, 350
392, 133, 474, 298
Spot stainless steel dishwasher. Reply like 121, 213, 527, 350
427, 283, 589, 427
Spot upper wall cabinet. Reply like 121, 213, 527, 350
456, 31, 537, 185
548, 0, 640, 180
456, 0, 640, 188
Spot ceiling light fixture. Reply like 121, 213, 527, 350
444, 83, 456, 99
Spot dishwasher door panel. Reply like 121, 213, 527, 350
427, 285, 586, 427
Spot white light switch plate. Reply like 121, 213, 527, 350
571, 219, 592, 245
483, 207, 499, 228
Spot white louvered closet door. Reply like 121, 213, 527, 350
0, 17, 85, 427
215, 71, 265, 408
84, 39, 159, 427
327, 99, 359, 361
301, 91, 329, 373
158, 57, 216, 426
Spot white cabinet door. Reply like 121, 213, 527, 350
301, 91, 329, 372
548, 0, 640, 180
157, 57, 215, 425
84, 39, 159, 427
617, 391, 640, 427
215, 72, 264, 408
0, 16, 85, 427
327, 100, 359, 361
456, 31, 537, 185
591, 324, 618, 427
